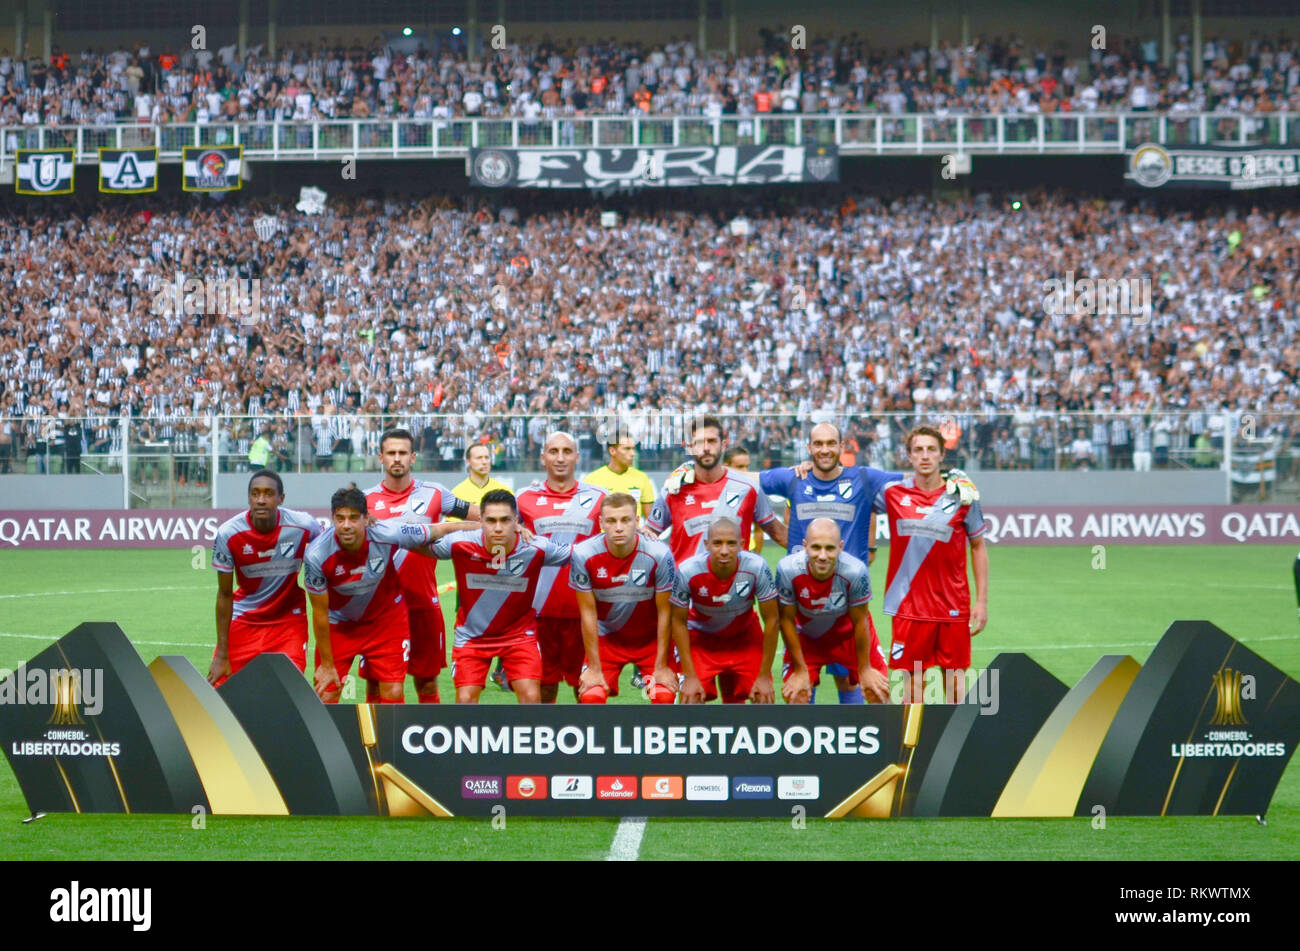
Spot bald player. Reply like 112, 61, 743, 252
516, 432, 607, 702
669, 515, 784, 704
776, 518, 890, 704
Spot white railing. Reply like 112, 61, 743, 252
1, 112, 1293, 162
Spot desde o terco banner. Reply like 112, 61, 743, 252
1127, 142, 1300, 190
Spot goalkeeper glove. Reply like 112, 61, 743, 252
944, 467, 979, 506
663, 461, 695, 495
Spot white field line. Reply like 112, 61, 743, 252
0, 632, 196, 648
606, 817, 647, 861
0, 585, 207, 600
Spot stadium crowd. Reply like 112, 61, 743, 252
1, 185, 1298, 479
2, 29, 1299, 129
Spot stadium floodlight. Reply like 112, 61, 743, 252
402, 27, 413, 36
452, 27, 462, 35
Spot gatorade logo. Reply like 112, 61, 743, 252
640, 776, 683, 800
597, 776, 638, 800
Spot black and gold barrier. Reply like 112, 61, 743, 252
0, 621, 1295, 819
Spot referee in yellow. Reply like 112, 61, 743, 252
583, 426, 656, 519
451, 442, 509, 517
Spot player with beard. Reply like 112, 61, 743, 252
362, 428, 478, 704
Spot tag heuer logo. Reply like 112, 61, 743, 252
474, 149, 515, 187
838, 482, 853, 499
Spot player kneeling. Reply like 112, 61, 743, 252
570, 493, 678, 704
776, 518, 889, 704
305, 488, 472, 703
670, 516, 782, 704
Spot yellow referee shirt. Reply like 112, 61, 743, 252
449, 475, 510, 520
582, 464, 657, 511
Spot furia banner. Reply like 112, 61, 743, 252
470, 145, 839, 188
1, 621, 1295, 818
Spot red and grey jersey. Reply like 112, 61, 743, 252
569, 535, 675, 647
212, 507, 324, 623
365, 478, 462, 611
516, 480, 606, 618
646, 468, 776, 565
775, 550, 871, 642
303, 521, 434, 625
871, 476, 988, 621
669, 549, 776, 640
432, 530, 572, 646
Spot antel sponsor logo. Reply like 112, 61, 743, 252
731, 776, 775, 800
778, 776, 820, 800
507, 776, 548, 800
685, 776, 729, 801
597, 776, 638, 800
550, 775, 593, 800
461, 776, 502, 799
640, 776, 683, 800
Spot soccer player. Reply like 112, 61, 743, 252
1294, 552, 1300, 623
670, 516, 782, 704
362, 428, 477, 704
872, 426, 990, 704
452, 442, 510, 515
648, 415, 787, 565
570, 492, 678, 703
208, 470, 324, 686
432, 489, 572, 704
304, 487, 471, 703
517, 432, 607, 703
583, 427, 657, 518
776, 518, 890, 704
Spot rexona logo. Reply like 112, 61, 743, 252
778, 776, 820, 800
731, 776, 775, 799
685, 775, 729, 801
460, 776, 502, 799
597, 776, 638, 800
641, 776, 683, 800
507, 776, 548, 799
550, 775, 593, 800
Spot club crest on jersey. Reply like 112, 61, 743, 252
838, 482, 853, 499
504, 557, 526, 576
410, 499, 427, 516
578, 494, 595, 510
629, 568, 647, 586
367, 556, 384, 574
735, 579, 752, 599
279, 542, 295, 558
724, 492, 742, 508
891, 641, 905, 660
829, 591, 846, 609
939, 496, 958, 514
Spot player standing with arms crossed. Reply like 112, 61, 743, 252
432, 489, 572, 704
872, 426, 989, 704
363, 428, 478, 704
670, 516, 787, 704
517, 432, 607, 703
775, 518, 889, 704
569, 492, 678, 704
208, 470, 324, 685
304, 487, 471, 703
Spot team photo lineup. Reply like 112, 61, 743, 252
3, 0, 1300, 890
211, 415, 988, 707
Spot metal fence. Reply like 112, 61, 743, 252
2, 411, 1296, 508
3, 112, 1295, 162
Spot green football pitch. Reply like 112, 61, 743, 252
1, 544, 1297, 861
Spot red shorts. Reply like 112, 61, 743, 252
538, 615, 583, 688
689, 616, 764, 704
318, 608, 410, 684
593, 637, 657, 697
452, 629, 544, 689
887, 616, 971, 672
783, 614, 887, 687
216, 614, 309, 685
